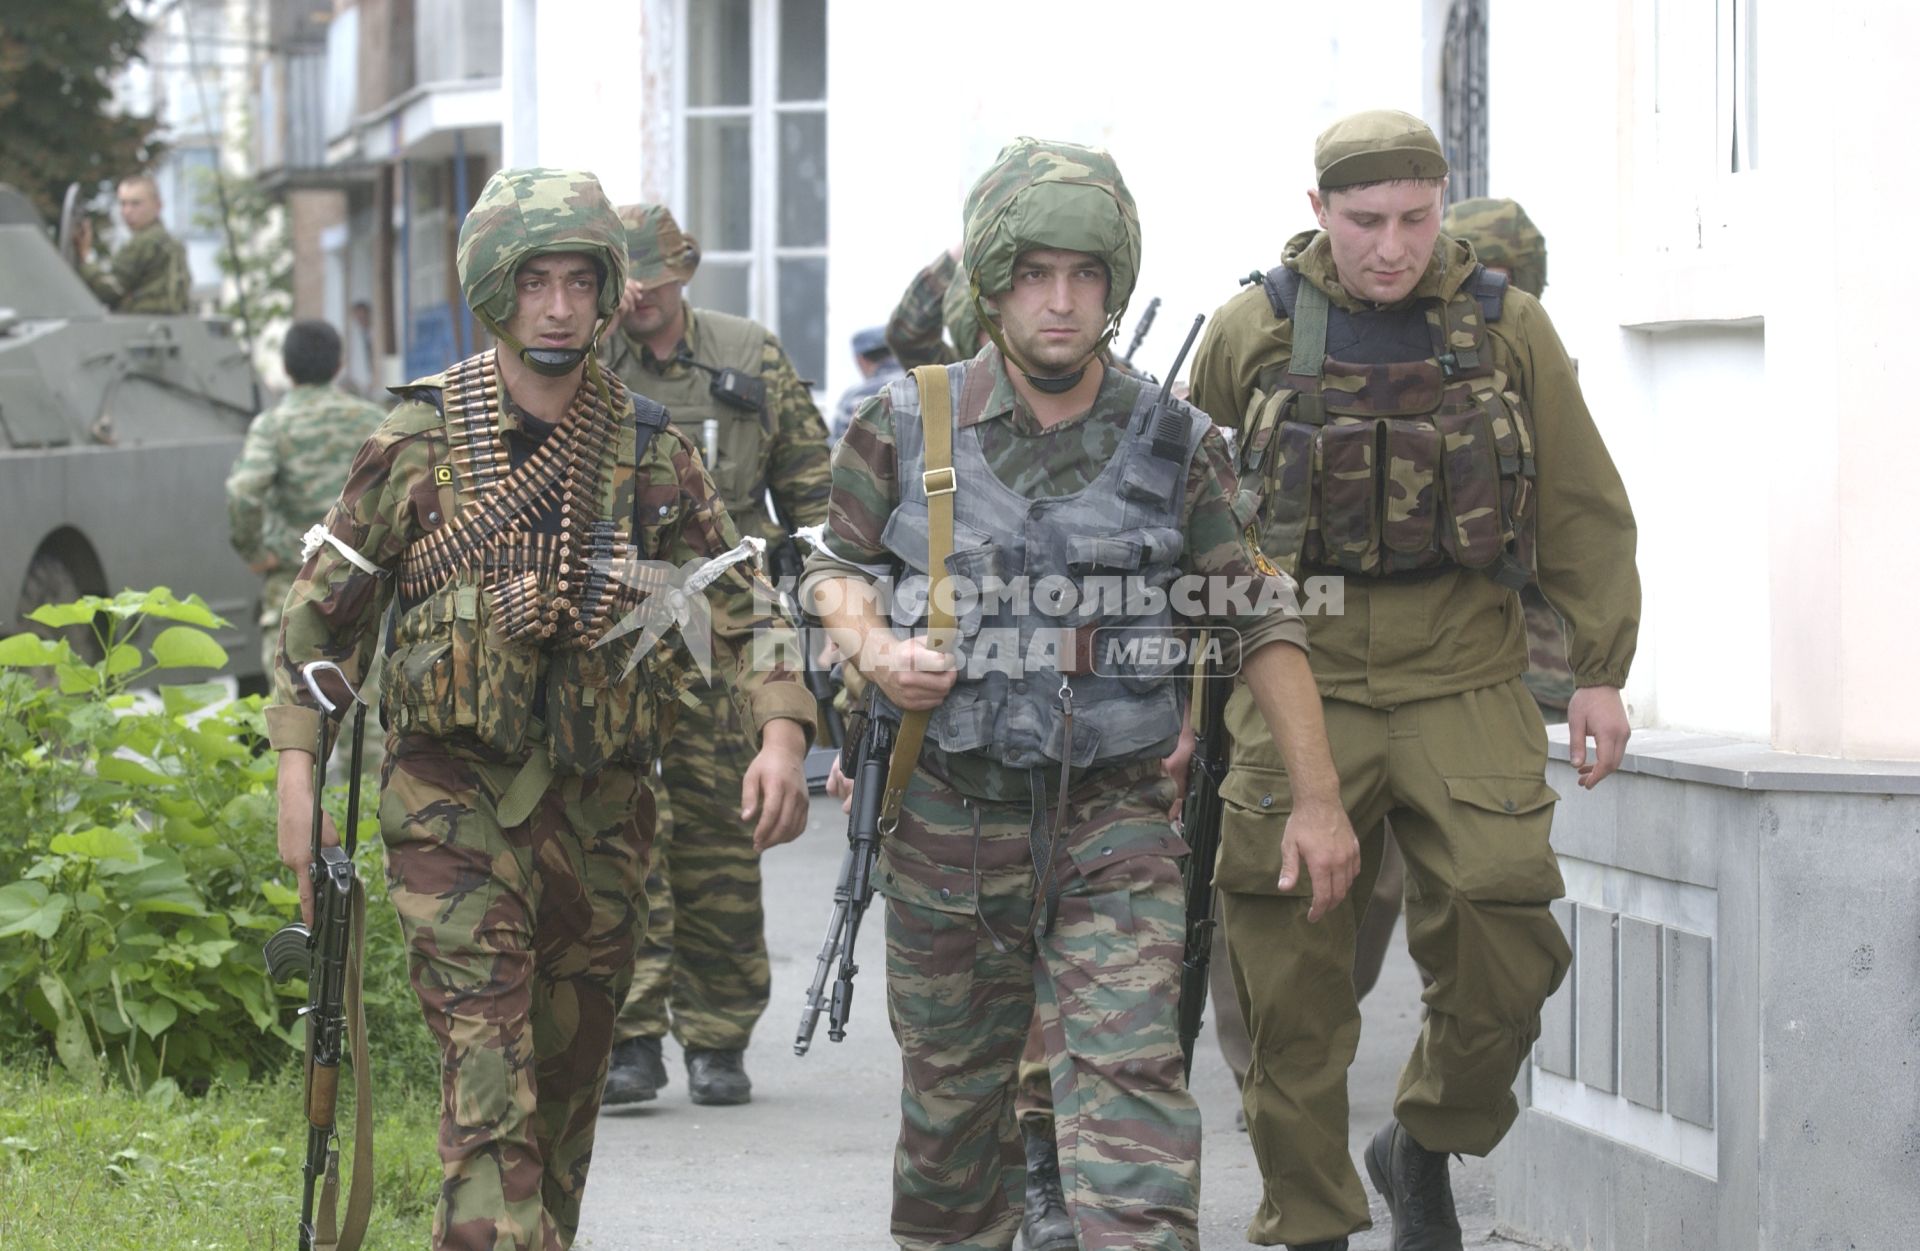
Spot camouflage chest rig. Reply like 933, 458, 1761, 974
1238, 263, 1536, 589
381, 349, 681, 776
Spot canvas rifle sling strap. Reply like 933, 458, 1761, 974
878, 365, 958, 832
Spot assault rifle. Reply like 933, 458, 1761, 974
794, 695, 897, 1054
1175, 641, 1233, 1080
765, 515, 846, 752
262, 662, 373, 1251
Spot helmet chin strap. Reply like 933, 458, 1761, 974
970, 279, 1123, 396
485, 314, 610, 379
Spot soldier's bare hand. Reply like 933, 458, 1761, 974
1277, 799, 1359, 923
275, 749, 338, 926
1567, 685, 1631, 789
863, 634, 956, 712
1162, 722, 1196, 823
742, 719, 810, 851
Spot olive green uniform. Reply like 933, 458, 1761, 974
602, 308, 832, 1052
1189, 228, 1639, 1245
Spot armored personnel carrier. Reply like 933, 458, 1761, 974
0, 183, 263, 680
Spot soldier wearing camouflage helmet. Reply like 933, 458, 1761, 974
1188, 111, 1639, 1251
804, 137, 1352, 1251
266, 167, 814, 1251
883, 242, 989, 371
1441, 196, 1573, 718
595, 201, 833, 1110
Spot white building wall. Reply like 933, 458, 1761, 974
825, 0, 1435, 398
1491, 0, 1919, 761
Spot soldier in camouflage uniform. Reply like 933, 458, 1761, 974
226, 319, 387, 676
805, 137, 1356, 1251
884, 243, 988, 371
267, 167, 814, 1251
74, 175, 190, 314
1440, 196, 1572, 717
597, 202, 833, 1107
1188, 111, 1639, 1251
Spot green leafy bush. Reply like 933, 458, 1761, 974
0, 588, 438, 1094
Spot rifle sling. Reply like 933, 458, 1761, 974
879, 365, 958, 832
314, 879, 372, 1251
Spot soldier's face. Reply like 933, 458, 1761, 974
621, 278, 685, 339
504, 252, 601, 352
989, 249, 1109, 374
118, 183, 159, 231
1310, 180, 1446, 305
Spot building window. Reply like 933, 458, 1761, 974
1440, 0, 1488, 204
679, 0, 828, 384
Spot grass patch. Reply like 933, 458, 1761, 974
0, 1060, 441, 1249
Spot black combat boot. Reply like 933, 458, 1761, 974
1285, 1240, 1348, 1250
685, 1047, 752, 1105
601, 1036, 667, 1107
1363, 1120, 1463, 1251
1020, 1121, 1076, 1251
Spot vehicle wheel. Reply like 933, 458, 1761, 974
18, 552, 103, 665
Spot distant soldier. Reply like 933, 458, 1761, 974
599, 202, 833, 1108
267, 166, 813, 1250
74, 174, 190, 314
1441, 196, 1572, 717
225, 320, 386, 676
830, 326, 903, 441
883, 241, 987, 370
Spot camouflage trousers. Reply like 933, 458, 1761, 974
378, 740, 652, 1251
615, 688, 769, 1049
880, 763, 1200, 1251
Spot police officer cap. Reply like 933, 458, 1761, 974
1315, 110, 1449, 190
851, 326, 889, 358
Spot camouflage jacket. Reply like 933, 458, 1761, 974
884, 250, 962, 371
804, 346, 1307, 803
263, 367, 815, 760
600, 307, 831, 541
227, 384, 388, 573
83, 222, 190, 314
1189, 229, 1639, 708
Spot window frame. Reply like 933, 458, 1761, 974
673, 0, 828, 381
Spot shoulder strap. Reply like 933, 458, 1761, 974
879, 364, 957, 831
1290, 279, 1331, 381
632, 395, 670, 460
1256, 263, 1300, 320
1467, 264, 1509, 321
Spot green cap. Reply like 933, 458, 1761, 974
618, 202, 701, 285
1314, 109, 1448, 190
962, 137, 1140, 325
1442, 196, 1548, 297
456, 167, 626, 377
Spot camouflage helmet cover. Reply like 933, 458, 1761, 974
457, 167, 628, 329
618, 202, 701, 285
962, 137, 1141, 327
1442, 196, 1548, 297
942, 273, 984, 356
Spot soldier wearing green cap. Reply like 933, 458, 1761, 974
266, 167, 814, 1251
804, 136, 1354, 1251
1188, 111, 1640, 1251
595, 201, 833, 1109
